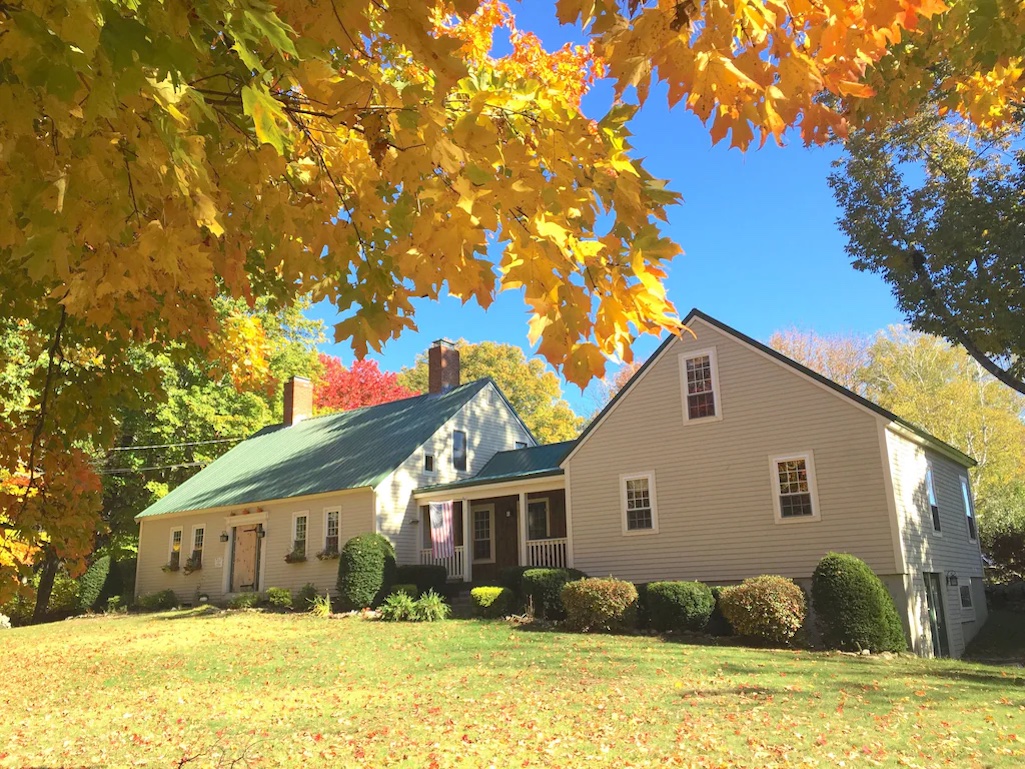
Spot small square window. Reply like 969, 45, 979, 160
959, 583, 973, 610
424, 453, 435, 473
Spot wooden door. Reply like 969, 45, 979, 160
232, 527, 259, 592
924, 572, 949, 657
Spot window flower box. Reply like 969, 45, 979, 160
182, 553, 202, 575
316, 547, 339, 561
284, 547, 307, 564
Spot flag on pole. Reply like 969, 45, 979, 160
429, 501, 455, 558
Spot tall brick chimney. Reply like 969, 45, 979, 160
428, 340, 460, 394
283, 376, 313, 425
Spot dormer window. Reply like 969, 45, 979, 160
680, 349, 721, 422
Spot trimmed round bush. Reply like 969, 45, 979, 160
77, 555, 111, 611
522, 568, 586, 620
471, 586, 512, 618
645, 581, 714, 633
812, 552, 907, 652
561, 578, 638, 632
336, 533, 397, 610
396, 564, 447, 596
719, 576, 806, 645
266, 587, 293, 608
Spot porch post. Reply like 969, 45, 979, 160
462, 498, 472, 584
518, 491, 528, 567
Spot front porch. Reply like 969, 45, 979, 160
416, 484, 569, 583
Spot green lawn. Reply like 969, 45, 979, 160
2, 610, 1023, 768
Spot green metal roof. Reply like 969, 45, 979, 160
136, 379, 492, 519
416, 440, 575, 494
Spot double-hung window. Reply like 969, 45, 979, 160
169, 528, 183, 569
771, 453, 820, 522
472, 507, 493, 562
324, 509, 340, 554
527, 499, 550, 540
453, 430, 467, 471
680, 349, 721, 422
926, 466, 941, 533
293, 513, 308, 557
621, 472, 658, 534
960, 476, 977, 541
191, 526, 205, 568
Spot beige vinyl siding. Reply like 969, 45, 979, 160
566, 319, 898, 584
376, 382, 535, 566
135, 488, 374, 603
885, 429, 987, 657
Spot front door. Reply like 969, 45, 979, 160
470, 499, 519, 583
231, 526, 260, 592
924, 572, 950, 657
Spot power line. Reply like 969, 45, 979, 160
108, 436, 246, 452
98, 461, 210, 476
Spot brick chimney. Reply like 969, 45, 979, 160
283, 376, 313, 425
428, 340, 460, 394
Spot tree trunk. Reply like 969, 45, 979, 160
33, 552, 58, 623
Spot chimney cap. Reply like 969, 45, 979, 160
431, 338, 456, 348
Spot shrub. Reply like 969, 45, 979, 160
390, 583, 418, 597
105, 596, 126, 614
337, 533, 397, 610
77, 555, 111, 611
295, 582, 318, 610
561, 578, 638, 632
719, 576, 806, 645
498, 566, 534, 611
706, 586, 735, 637
395, 564, 447, 596
812, 552, 907, 652
266, 587, 293, 609
99, 558, 137, 609
137, 589, 178, 611
645, 581, 715, 633
0, 587, 35, 625
412, 590, 450, 622
471, 586, 513, 618
311, 592, 332, 617
228, 592, 260, 609
378, 591, 417, 621
522, 568, 586, 620
48, 569, 80, 614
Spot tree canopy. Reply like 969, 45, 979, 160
398, 341, 582, 443
315, 355, 418, 414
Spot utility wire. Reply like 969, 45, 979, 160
108, 436, 245, 452
98, 461, 210, 476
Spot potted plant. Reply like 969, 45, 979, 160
182, 553, 202, 575
284, 546, 307, 564
161, 557, 181, 573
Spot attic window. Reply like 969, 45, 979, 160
453, 430, 467, 471
424, 453, 435, 473
680, 349, 721, 422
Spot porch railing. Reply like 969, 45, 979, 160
526, 537, 568, 568
419, 545, 465, 581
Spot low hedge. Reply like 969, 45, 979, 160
522, 568, 586, 620
561, 578, 638, 632
395, 564, 447, 597
228, 592, 261, 609
471, 586, 513, 618
719, 576, 806, 645
266, 587, 293, 608
645, 581, 715, 633
336, 533, 397, 610
812, 552, 907, 652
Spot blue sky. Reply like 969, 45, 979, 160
311, 1, 904, 414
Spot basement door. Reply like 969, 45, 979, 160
231, 526, 260, 592
923, 572, 950, 658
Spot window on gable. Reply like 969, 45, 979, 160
681, 349, 721, 422
527, 499, 550, 540
325, 509, 339, 554
621, 473, 658, 533
424, 453, 435, 473
169, 528, 183, 569
293, 514, 308, 556
960, 476, 977, 541
926, 466, 941, 533
453, 430, 467, 471
771, 453, 819, 522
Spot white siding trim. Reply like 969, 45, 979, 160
620, 471, 659, 536
564, 464, 576, 568
679, 347, 723, 424
137, 485, 374, 522
769, 451, 821, 524
879, 423, 908, 575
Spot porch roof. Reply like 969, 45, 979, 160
416, 440, 575, 495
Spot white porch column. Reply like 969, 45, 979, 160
462, 498, 472, 583
518, 491, 528, 567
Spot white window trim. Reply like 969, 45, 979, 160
925, 464, 942, 536
959, 580, 976, 621
959, 475, 978, 542
526, 497, 551, 542
679, 347, 723, 424
292, 511, 309, 557
323, 507, 340, 552
769, 451, 822, 524
190, 525, 205, 564
168, 527, 183, 568
620, 471, 659, 536
471, 504, 495, 563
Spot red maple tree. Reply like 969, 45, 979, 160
314, 354, 418, 413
